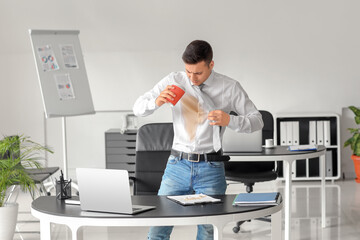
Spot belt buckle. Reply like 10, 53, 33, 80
187, 152, 200, 162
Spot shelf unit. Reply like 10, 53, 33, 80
275, 113, 340, 181
105, 129, 137, 177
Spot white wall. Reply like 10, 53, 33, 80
1, 0, 359, 179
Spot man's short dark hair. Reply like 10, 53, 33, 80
182, 40, 213, 65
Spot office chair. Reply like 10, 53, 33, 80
132, 122, 174, 195
224, 110, 278, 233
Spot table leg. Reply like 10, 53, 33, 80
320, 153, 326, 228
70, 225, 82, 240
39, 220, 51, 240
212, 225, 222, 240
284, 159, 294, 240
271, 209, 282, 240
211, 219, 227, 240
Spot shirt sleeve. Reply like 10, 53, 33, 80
132, 75, 171, 117
227, 81, 264, 133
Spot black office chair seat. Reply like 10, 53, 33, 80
226, 170, 277, 183
225, 161, 277, 192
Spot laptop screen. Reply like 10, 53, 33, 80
222, 128, 263, 153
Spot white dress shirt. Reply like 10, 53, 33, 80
133, 70, 264, 154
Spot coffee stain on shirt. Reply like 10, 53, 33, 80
180, 94, 207, 141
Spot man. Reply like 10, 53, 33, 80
133, 40, 263, 240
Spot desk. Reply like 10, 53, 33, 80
227, 145, 326, 240
31, 195, 282, 240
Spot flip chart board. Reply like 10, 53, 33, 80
29, 30, 95, 118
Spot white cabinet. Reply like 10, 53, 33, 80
275, 113, 340, 180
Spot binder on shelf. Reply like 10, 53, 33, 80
325, 150, 333, 177
309, 121, 317, 145
286, 121, 293, 145
323, 120, 331, 146
292, 121, 300, 145
292, 159, 297, 178
316, 121, 324, 145
280, 121, 287, 146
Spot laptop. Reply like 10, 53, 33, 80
222, 128, 263, 153
75, 168, 156, 214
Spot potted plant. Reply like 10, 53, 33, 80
0, 135, 52, 240
344, 106, 360, 183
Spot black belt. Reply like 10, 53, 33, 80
170, 149, 230, 162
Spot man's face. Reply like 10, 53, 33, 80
185, 60, 214, 86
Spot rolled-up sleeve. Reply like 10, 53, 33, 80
133, 76, 170, 117
227, 81, 264, 133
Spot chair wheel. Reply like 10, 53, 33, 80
46, 192, 51, 196
233, 226, 240, 233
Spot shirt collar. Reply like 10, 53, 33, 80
189, 70, 215, 88
204, 70, 215, 87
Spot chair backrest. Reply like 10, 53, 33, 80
134, 123, 174, 195
260, 110, 274, 145
253, 110, 275, 170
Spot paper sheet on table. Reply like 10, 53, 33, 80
167, 194, 221, 205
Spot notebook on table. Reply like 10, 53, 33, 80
222, 128, 263, 153
75, 168, 155, 214
233, 192, 281, 206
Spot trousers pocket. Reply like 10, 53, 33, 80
167, 155, 179, 165
207, 161, 224, 168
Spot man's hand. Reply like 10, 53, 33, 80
155, 85, 176, 107
208, 110, 230, 126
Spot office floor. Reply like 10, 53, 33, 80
14, 179, 360, 240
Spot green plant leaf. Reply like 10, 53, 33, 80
354, 138, 360, 156
348, 128, 360, 134
344, 137, 353, 148
355, 116, 360, 125
0, 134, 53, 207
349, 106, 360, 117
351, 133, 359, 152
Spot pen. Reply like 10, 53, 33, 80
60, 170, 64, 182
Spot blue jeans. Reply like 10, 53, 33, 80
147, 155, 227, 240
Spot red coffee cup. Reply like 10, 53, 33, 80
167, 85, 185, 106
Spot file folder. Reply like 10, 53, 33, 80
325, 150, 333, 177
288, 145, 318, 151
316, 121, 324, 145
323, 120, 331, 146
309, 121, 317, 144
233, 192, 281, 206
286, 121, 293, 145
280, 121, 287, 146
292, 121, 300, 145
